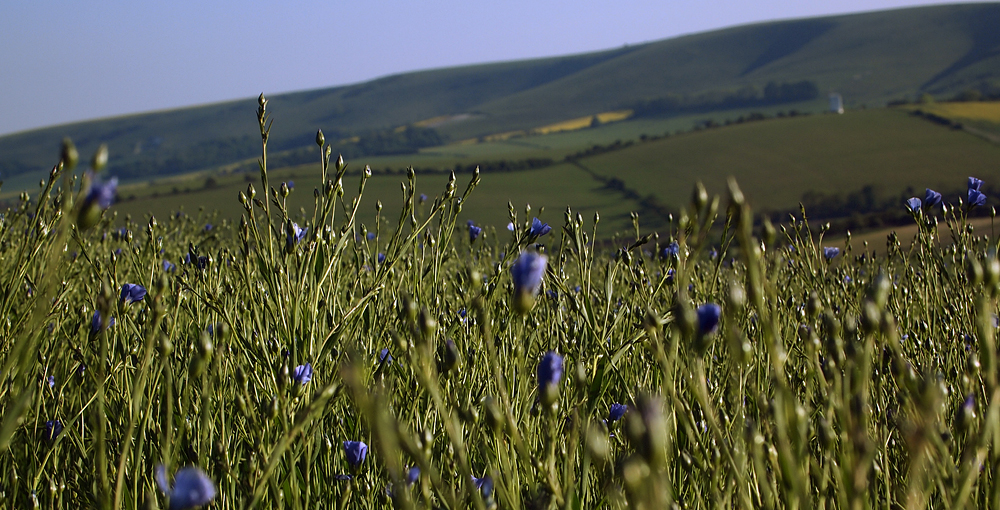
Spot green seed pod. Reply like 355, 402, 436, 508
985, 256, 1000, 288
586, 422, 610, 463
967, 257, 984, 286
807, 291, 823, 319
61, 138, 79, 170
91, 144, 108, 171
316, 129, 325, 147
484, 396, 505, 434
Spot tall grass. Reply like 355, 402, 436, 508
1, 95, 999, 509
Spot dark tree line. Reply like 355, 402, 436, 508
628, 81, 819, 118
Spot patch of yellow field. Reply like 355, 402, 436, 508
532, 110, 633, 135
480, 131, 526, 142
413, 115, 454, 128
909, 102, 1000, 123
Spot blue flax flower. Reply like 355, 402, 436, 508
366, 232, 376, 241
203, 224, 213, 232
377, 253, 386, 264
44, 419, 63, 441
697, 303, 722, 336
77, 174, 119, 229
84, 175, 118, 210
469, 224, 482, 243
906, 197, 922, 212
472, 476, 493, 497
511, 252, 548, 297
379, 348, 393, 364
969, 177, 988, 207
506, 222, 515, 232
537, 351, 564, 405
407, 466, 420, 485
823, 247, 840, 260
292, 363, 312, 385
120, 284, 147, 304
162, 260, 176, 272
90, 310, 115, 334
419, 194, 428, 204
660, 241, 679, 259
529, 217, 551, 237
286, 180, 295, 189
155, 465, 217, 510
47, 375, 55, 388
608, 403, 628, 423
924, 188, 942, 208
290, 222, 307, 244
343, 441, 368, 468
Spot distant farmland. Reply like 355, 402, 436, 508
110, 107, 1000, 236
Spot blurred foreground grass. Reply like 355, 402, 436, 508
3, 96, 1000, 509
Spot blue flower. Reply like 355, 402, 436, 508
47, 375, 55, 388
379, 348, 393, 364
511, 252, 548, 297
529, 217, 551, 237
823, 247, 840, 260
289, 222, 307, 244
419, 194, 428, 204
343, 440, 368, 468
406, 466, 420, 485
471, 476, 493, 497
83, 175, 118, 210
469, 224, 482, 243
286, 180, 295, 189
155, 465, 217, 510
162, 260, 176, 272
44, 420, 63, 441
458, 308, 467, 318
660, 241, 679, 259
120, 284, 147, 304
924, 188, 942, 208
696, 303, 722, 336
292, 363, 312, 385
608, 403, 628, 422
366, 232, 376, 241
507, 222, 515, 232
665, 268, 675, 284
203, 224, 213, 232
537, 351, 564, 393
377, 253, 386, 264
906, 197, 922, 212
969, 188, 987, 207
969, 177, 984, 191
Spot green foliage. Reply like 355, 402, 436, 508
8, 103, 1000, 510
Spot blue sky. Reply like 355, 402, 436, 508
0, 1, 990, 136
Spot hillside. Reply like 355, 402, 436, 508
2, 3, 1000, 190
106, 107, 1000, 236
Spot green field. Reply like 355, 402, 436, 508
7, 143, 1000, 507
107, 107, 1000, 237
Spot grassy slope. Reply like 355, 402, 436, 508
3, 3, 1000, 185
111, 107, 1000, 237
581, 108, 1000, 214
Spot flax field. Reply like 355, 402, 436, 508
3, 96, 1000, 510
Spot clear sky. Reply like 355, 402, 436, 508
0, 1, 991, 136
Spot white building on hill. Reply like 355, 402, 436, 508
829, 93, 844, 114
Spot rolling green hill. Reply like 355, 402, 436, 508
2, 2, 1000, 191
107, 107, 1000, 237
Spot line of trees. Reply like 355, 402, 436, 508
628, 81, 819, 118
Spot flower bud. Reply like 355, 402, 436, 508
316, 129, 325, 147
61, 138, 79, 170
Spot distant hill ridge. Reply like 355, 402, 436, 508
2, 2, 999, 184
